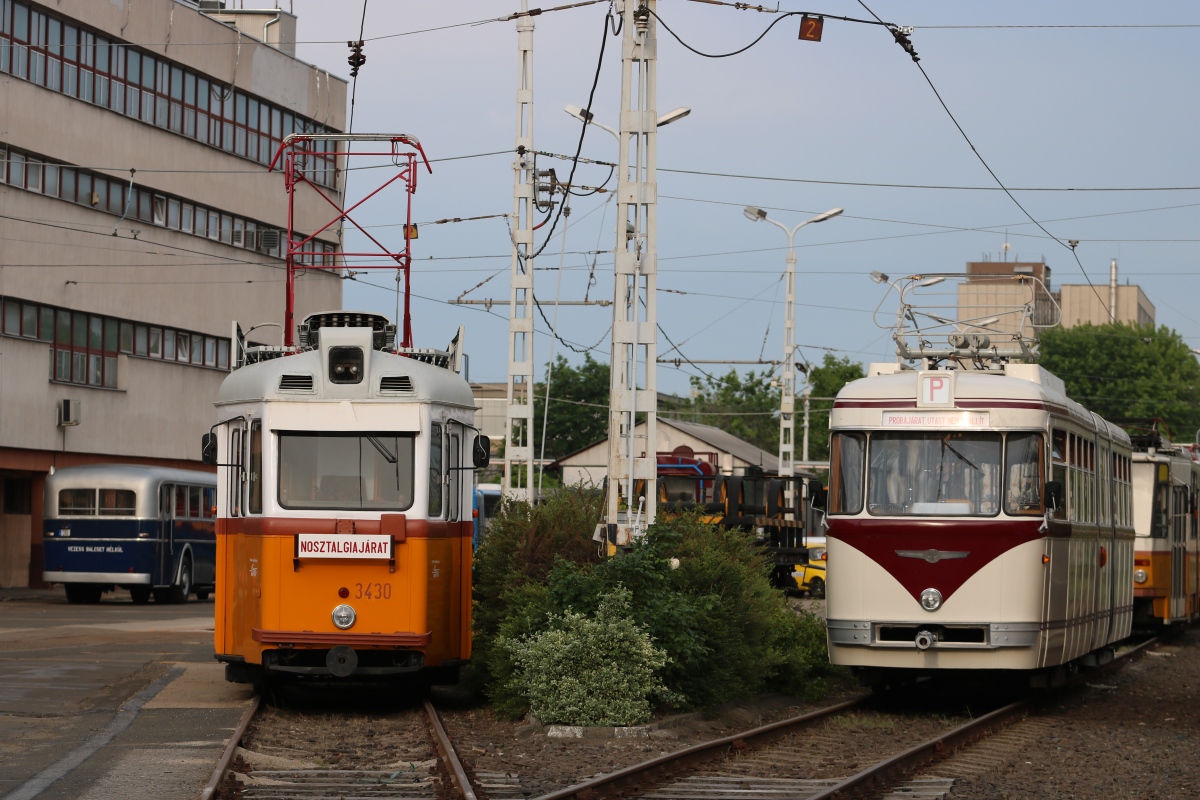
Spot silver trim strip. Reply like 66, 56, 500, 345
827, 619, 1040, 648
45, 538, 156, 543
43, 572, 152, 584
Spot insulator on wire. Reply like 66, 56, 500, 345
347, 40, 366, 77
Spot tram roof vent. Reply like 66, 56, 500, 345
279, 373, 315, 392
379, 375, 415, 394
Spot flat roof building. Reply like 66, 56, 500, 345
0, 0, 346, 587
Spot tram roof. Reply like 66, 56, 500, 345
837, 364, 1130, 444
217, 345, 475, 407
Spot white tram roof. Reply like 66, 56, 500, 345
837, 363, 1129, 444
217, 330, 474, 408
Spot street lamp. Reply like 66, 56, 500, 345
564, 104, 691, 140
743, 206, 843, 477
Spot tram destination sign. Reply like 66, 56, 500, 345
296, 533, 392, 559
882, 411, 990, 428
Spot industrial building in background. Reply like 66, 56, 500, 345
957, 257, 1154, 335
0, 0, 346, 587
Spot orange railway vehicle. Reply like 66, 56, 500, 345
203, 312, 489, 687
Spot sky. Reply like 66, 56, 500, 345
271, 0, 1197, 394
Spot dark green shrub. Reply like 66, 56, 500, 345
471, 490, 830, 718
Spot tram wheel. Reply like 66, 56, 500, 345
65, 584, 102, 604
129, 586, 151, 605
169, 556, 192, 604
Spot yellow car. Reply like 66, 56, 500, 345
792, 537, 826, 598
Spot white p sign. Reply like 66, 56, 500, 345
922, 375, 951, 405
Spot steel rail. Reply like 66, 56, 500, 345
197, 694, 261, 800
424, 698, 479, 800
808, 634, 1167, 800
530, 696, 870, 800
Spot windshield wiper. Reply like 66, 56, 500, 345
942, 436, 980, 471
366, 436, 397, 464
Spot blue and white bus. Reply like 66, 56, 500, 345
42, 464, 216, 604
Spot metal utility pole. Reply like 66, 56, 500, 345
606, 1, 658, 544
742, 206, 843, 484
504, 3, 536, 501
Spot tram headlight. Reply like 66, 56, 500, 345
920, 588, 942, 612
1134, 569, 1148, 585
332, 604, 357, 630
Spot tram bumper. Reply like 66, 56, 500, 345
259, 647, 425, 677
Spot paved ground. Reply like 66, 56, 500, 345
0, 587, 253, 800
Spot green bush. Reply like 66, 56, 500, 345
500, 587, 672, 726
467, 488, 603, 712
470, 489, 831, 719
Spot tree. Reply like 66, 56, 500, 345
1038, 322, 1200, 441
674, 369, 778, 454
805, 353, 866, 462
532, 354, 610, 460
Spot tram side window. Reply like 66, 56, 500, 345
1050, 429, 1067, 520
59, 488, 96, 515
1152, 464, 1170, 538
229, 427, 243, 516
1004, 433, 1043, 515
428, 423, 443, 517
98, 489, 136, 516
1098, 444, 1110, 525
447, 430, 461, 522
828, 432, 864, 515
248, 420, 262, 514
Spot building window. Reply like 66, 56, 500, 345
3, 478, 33, 515
0, 0, 340, 187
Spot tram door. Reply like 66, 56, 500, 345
158, 483, 175, 585
1170, 483, 1188, 621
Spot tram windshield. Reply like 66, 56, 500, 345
867, 432, 1002, 517
278, 432, 415, 510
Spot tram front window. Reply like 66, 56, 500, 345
867, 432, 1001, 516
278, 432, 415, 510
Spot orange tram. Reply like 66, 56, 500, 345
203, 313, 488, 686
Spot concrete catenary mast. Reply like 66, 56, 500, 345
504, 2, 537, 501
606, 1, 658, 542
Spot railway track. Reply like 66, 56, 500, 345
531, 636, 1165, 800
200, 693, 507, 800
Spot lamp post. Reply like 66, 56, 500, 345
743, 206, 843, 481
564, 104, 690, 142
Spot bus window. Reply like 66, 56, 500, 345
161, 485, 173, 518
99, 489, 136, 516
248, 420, 262, 514
428, 423, 443, 517
203, 487, 216, 518
59, 488, 96, 515
189, 486, 202, 518
175, 485, 188, 518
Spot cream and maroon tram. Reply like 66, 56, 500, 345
1130, 430, 1200, 627
825, 362, 1134, 685
204, 312, 487, 685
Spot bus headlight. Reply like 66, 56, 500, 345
920, 588, 942, 612
332, 604, 357, 629
1133, 569, 1148, 585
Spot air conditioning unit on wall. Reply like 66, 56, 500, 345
57, 399, 81, 427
